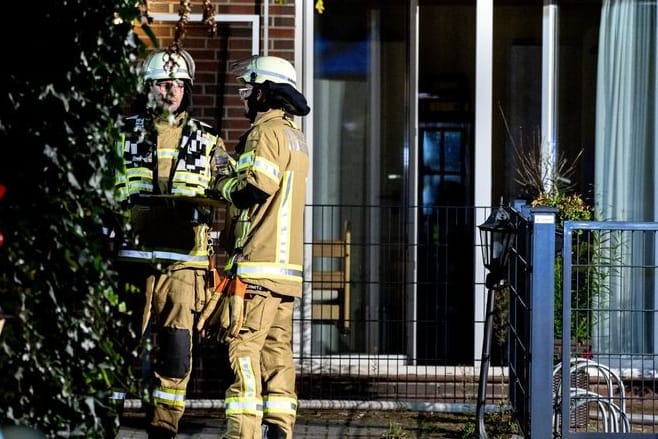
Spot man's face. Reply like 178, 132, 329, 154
152, 79, 186, 113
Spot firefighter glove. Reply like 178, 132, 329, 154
222, 277, 247, 343
196, 274, 230, 338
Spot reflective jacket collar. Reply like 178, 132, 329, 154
252, 109, 286, 126
154, 111, 188, 128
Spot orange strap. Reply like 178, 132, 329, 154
215, 275, 229, 293
208, 253, 220, 289
229, 276, 247, 298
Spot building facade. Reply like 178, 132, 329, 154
145, 0, 657, 368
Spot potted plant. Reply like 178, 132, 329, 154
500, 109, 595, 359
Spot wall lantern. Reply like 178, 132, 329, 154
474, 200, 517, 439
478, 201, 517, 289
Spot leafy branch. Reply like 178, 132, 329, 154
498, 103, 591, 223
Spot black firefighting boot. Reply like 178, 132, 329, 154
262, 421, 287, 439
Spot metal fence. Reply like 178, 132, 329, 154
182, 205, 658, 438
291, 203, 501, 409
555, 221, 658, 437
506, 205, 557, 438
189, 203, 511, 411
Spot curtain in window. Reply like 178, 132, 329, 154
594, 0, 656, 355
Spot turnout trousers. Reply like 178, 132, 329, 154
223, 290, 297, 439
114, 264, 207, 435
147, 267, 207, 434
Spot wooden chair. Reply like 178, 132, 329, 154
311, 220, 351, 331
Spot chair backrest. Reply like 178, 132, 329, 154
310, 220, 351, 331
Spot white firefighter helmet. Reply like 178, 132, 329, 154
234, 55, 297, 89
143, 48, 195, 83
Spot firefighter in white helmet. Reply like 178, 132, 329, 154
198, 55, 310, 439
113, 48, 226, 439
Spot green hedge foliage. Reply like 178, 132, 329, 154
0, 2, 150, 437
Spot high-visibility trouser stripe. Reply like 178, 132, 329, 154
152, 387, 186, 409
118, 249, 208, 264
224, 356, 262, 416
238, 356, 258, 397
263, 396, 298, 416
224, 396, 263, 417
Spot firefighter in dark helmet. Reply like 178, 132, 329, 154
197, 55, 310, 439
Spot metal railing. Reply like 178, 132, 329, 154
292, 203, 493, 407
189, 204, 508, 410
556, 221, 658, 437
178, 205, 658, 439
506, 205, 557, 438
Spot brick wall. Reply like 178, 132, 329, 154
145, 0, 296, 260
146, 1, 296, 148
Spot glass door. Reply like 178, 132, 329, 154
310, 0, 412, 357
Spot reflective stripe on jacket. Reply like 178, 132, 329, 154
115, 113, 220, 268
223, 110, 309, 297
115, 115, 216, 202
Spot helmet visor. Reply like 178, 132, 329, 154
230, 55, 258, 83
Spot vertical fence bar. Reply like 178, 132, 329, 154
561, 221, 573, 437
529, 207, 556, 438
